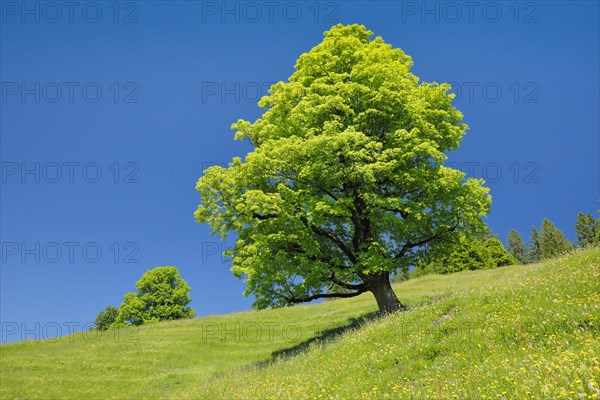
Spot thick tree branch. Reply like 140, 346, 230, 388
299, 215, 357, 264
274, 171, 341, 202
284, 287, 367, 303
394, 221, 460, 260
329, 273, 365, 291
275, 242, 350, 271
253, 213, 278, 220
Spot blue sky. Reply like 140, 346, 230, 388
1, 1, 598, 343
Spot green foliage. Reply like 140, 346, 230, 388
539, 218, 573, 259
575, 211, 599, 247
484, 237, 518, 266
412, 233, 516, 276
507, 229, 527, 264
94, 306, 118, 331
410, 257, 438, 278
195, 24, 490, 309
527, 226, 541, 263
528, 220, 573, 262
113, 266, 195, 327
432, 235, 495, 273
391, 268, 411, 282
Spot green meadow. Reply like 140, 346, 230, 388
1, 248, 598, 399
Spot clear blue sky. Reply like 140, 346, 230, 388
1, 1, 598, 342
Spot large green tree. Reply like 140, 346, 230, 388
113, 266, 195, 326
195, 24, 490, 313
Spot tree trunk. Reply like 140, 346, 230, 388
363, 272, 406, 314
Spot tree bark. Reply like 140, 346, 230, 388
363, 272, 406, 314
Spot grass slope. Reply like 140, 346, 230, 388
1, 249, 599, 399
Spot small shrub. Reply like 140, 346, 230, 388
94, 306, 119, 331
484, 237, 518, 266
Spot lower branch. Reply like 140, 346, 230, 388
284, 286, 367, 304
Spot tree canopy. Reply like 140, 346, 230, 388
484, 237, 518, 267
195, 24, 491, 313
539, 219, 573, 260
113, 266, 195, 326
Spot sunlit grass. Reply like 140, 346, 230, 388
1, 248, 598, 399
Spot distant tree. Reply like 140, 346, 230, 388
507, 229, 527, 264
411, 229, 504, 275
575, 212, 598, 247
427, 234, 494, 274
527, 226, 541, 263
410, 239, 447, 277
539, 218, 573, 259
484, 237, 517, 266
113, 266, 196, 327
448, 236, 495, 272
94, 306, 118, 331
411, 256, 437, 278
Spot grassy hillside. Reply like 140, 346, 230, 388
1, 248, 598, 399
